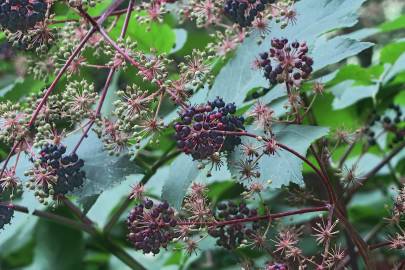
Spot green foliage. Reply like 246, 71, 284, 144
228, 124, 329, 188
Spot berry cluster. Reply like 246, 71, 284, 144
0, 0, 47, 32
26, 144, 86, 201
365, 105, 404, 147
258, 38, 313, 86
127, 200, 178, 255
266, 263, 288, 270
0, 204, 14, 230
208, 201, 259, 249
224, 0, 272, 27
174, 97, 245, 160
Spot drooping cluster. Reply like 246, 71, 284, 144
365, 105, 404, 147
224, 0, 272, 27
0, 204, 14, 230
0, 0, 47, 32
127, 200, 178, 255
174, 97, 245, 160
257, 38, 313, 86
26, 143, 86, 202
208, 201, 259, 249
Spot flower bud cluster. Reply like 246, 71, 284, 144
0, 102, 30, 145
62, 80, 98, 122
0, 169, 22, 200
174, 97, 245, 160
67, 0, 101, 8
127, 200, 178, 255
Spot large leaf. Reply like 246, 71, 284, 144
206, 0, 372, 106
379, 15, 405, 33
25, 214, 84, 270
64, 130, 143, 198
160, 154, 199, 209
344, 153, 390, 177
0, 192, 40, 252
228, 124, 329, 189
380, 41, 405, 64
149, 154, 232, 209
110, 12, 176, 54
330, 64, 390, 109
330, 80, 379, 110
0, 75, 46, 102
85, 174, 143, 227
383, 52, 405, 84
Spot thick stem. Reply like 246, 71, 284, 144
2, 202, 94, 234
60, 196, 95, 228
368, 241, 391, 250
95, 233, 146, 270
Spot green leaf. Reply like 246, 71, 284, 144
379, 15, 405, 33
25, 214, 84, 270
85, 174, 143, 227
110, 13, 176, 53
171, 28, 188, 54
327, 64, 383, 85
380, 41, 405, 64
161, 154, 199, 209
383, 52, 405, 84
343, 28, 380, 41
87, 0, 113, 16
63, 130, 143, 198
312, 36, 373, 71
344, 153, 390, 177
0, 76, 45, 102
100, 71, 120, 118
0, 193, 40, 254
330, 64, 391, 109
228, 124, 329, 189
330, 80, 379, 110
206, 0, 371, 106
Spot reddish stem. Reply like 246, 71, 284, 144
178, 206, 328, 226
72, 0, 135, 154
368, 241, 391, 250
1, 0, 126, 178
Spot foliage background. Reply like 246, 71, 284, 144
0, 0, 404, 269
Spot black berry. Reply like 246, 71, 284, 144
0, 0, 47, 32
174, 97, 245, 160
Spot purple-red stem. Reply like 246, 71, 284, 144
72, 0, 135, 155
0, 0, 126, 178
178, 206, 328, 226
